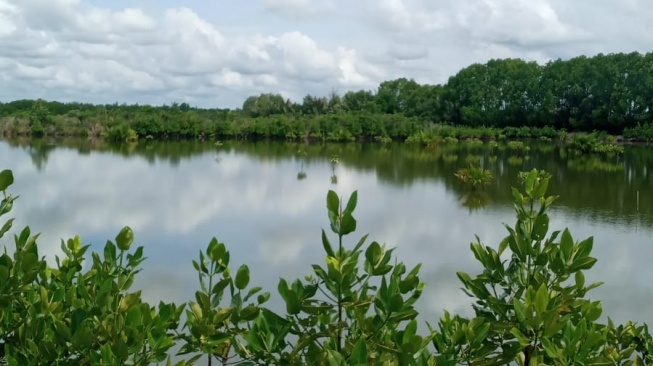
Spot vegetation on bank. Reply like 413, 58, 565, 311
1, 167, 652, 365
2, 53, 653, 143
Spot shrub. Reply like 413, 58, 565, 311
434, 169, 653, 365
454, 165, 494, 189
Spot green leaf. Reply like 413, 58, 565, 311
403, 320, 418, 344
119, 291, 141, 312
0, 169, 14, 191
533, 176, 550, 198
575, 271, 585, 289
322, 230, 335, 257
350, 338, 367, 365
365, 242, 382, 265
0, 218, 13, 239
532, 214, 549, 241
470, 241, 488, 267
190, 302, 203, 320
212, 307, 232, 324
235, 264, 250, 290
196, 291, 210, 310
569, 257, 597, 272
456, 272, 490, 300
560, 228, 573, 262
115, 226, 134, 251
388, 294, 404, 312
104, 241, 117, 265
524, 169, 537, 197
327, 190, 340, 215
535, 284, 549, 314
326, 350, 346, 366
513, 298, 527, 322
340, 212, 357, 236
574, 236, 594, 261
244, 286, 262, 301
240, 305, 260, 321
498, 236, 509, 255
257, 292, 270, 304
512, 187, 524, 205
344, 190, 358, 214
126, 305, 143, 328
510, 327, 530, 347
101, 342, 115, 364
586, 281, 603, 292
472, 322, 491, 347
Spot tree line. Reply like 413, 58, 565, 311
1, 52, 653, 141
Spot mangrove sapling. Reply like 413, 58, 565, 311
178, 238, 271, 366
0, 168, 185, 365
435, 169, 653, 365
243, 190, 434, 365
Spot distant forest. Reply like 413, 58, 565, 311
1, 52, 653, 141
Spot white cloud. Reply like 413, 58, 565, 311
264, 0, 335, 19
458, 0, 591, 48
1, 0, 652, 106
370, 0, 451, 33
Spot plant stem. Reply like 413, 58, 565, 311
337, 231, 343, 353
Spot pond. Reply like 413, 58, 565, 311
0, 138, 652, 329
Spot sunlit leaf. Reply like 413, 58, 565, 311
115, 226, 134, 251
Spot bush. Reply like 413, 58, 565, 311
454, 165, 494, 190
624, 122, 653, 141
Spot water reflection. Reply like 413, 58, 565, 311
0, 138, 652, 330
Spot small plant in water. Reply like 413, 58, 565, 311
454, 165, 494, 190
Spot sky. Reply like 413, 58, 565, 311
0, 0, 652, 108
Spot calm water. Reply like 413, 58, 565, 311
0, 138, 652, 328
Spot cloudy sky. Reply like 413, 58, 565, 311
0, 0, 651, 108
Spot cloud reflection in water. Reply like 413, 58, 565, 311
0, 140, 651, 329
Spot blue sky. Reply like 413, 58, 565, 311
1, 0, 652, 108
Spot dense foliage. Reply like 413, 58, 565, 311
2, 53, 653, 142
1, 165, 653, 365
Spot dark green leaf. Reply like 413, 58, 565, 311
574, 236, 594, 261
0, 218, 13, 239
532, 214, 549, 241
327, 190, 339, 215
388, 294, 404, 312
322, 230, 335, 257
533, 176, 550, 198
240, 305, 260, 321
350, 338, 367, 365
0, 169, 13, 191
344, 190, 358, 214
365, 242, 382, 266
340, 212, 357, 236
569, 257, 597, 272
257, 292, 270, 304
560, 228, 573, 262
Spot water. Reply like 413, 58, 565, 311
0, 138, 652, 330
